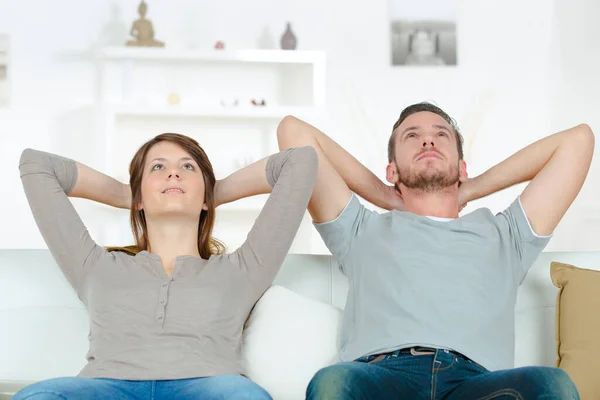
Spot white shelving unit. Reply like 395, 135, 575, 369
98, 46, 325, 64
76, 46, 327, 251
93, 47, 325, 107
107, 104, 319, 120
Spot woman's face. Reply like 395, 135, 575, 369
138, 141, 207, 219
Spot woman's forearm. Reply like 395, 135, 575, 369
69, 163, 131, 209
214, 158, 271, 207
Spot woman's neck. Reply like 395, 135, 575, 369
145, 217, 202, 271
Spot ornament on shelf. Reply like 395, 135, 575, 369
167, 93, 180, 105
251, 99, 266, 106
220, 98, 239, 107
280, 22, 297, 50
126, 0, 164, 47
214, 41, 225, 50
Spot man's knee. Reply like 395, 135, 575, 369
12, 393, 64, 400
545, 368, 579, 399
523, 367, 579, 399
307, 363, 361, 399
12, 379, 72, 400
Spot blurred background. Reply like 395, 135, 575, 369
0, 0, 598, 254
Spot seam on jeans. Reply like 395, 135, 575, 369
21, 390, 68, 400
431, 356, 440, 400
151, 380, 156, 400
476, 389, 524, 400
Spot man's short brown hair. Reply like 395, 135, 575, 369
388, 102, 464, 163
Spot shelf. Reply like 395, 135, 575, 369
106, 104, 317, 121
94, 47, 326, 66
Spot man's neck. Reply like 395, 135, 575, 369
146, 217, 202, 270
401, 186, 460, 219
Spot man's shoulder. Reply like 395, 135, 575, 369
459, 207, 496, 221
458, 197, 536, 237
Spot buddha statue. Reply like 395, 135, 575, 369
126, 0, 164, 47
405, 29, 445, 66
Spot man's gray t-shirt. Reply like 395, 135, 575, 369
314, 194, 550, 372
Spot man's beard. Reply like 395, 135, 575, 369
397, 163, 460, 192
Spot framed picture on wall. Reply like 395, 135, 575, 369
0, 34, 9, 106
390, 0, 457, 66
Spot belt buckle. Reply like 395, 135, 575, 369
410, 347, 435, 356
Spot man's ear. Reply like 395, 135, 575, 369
386, 161, 400, 185
459, 160, 468, 181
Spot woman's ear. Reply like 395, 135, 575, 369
202, 203, 208, 211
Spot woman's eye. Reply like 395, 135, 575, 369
183, 163, 195, 171
152, 164, 164, 171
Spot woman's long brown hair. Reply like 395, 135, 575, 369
106, 133, 225, 258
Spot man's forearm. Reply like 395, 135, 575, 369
468, 124, 593, 202
277, 116, 390, 209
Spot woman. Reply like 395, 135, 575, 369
14, 133, 318, 400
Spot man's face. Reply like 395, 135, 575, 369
387, 111, 465, 192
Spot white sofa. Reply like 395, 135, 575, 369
1, 249, 599, 399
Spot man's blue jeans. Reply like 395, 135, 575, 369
12, 374, 272, 400
307, 347, 579, 399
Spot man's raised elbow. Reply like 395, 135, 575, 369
574, 123, 595, 146
575, 123, 594, 141
277, 115, 316, 149
277, 115, 300, 139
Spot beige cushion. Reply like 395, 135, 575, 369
551, 262, 600, 400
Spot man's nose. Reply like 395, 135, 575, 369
422, 138, 435, 148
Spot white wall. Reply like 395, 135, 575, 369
1, 0, 598, 252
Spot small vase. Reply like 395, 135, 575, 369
280, 22, 297, 50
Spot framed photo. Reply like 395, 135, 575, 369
390, 0, 457, 66
0, 34, 9, 106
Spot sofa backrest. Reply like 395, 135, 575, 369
1, 249, 599, 382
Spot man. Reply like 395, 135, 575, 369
276, 102, 594, 399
